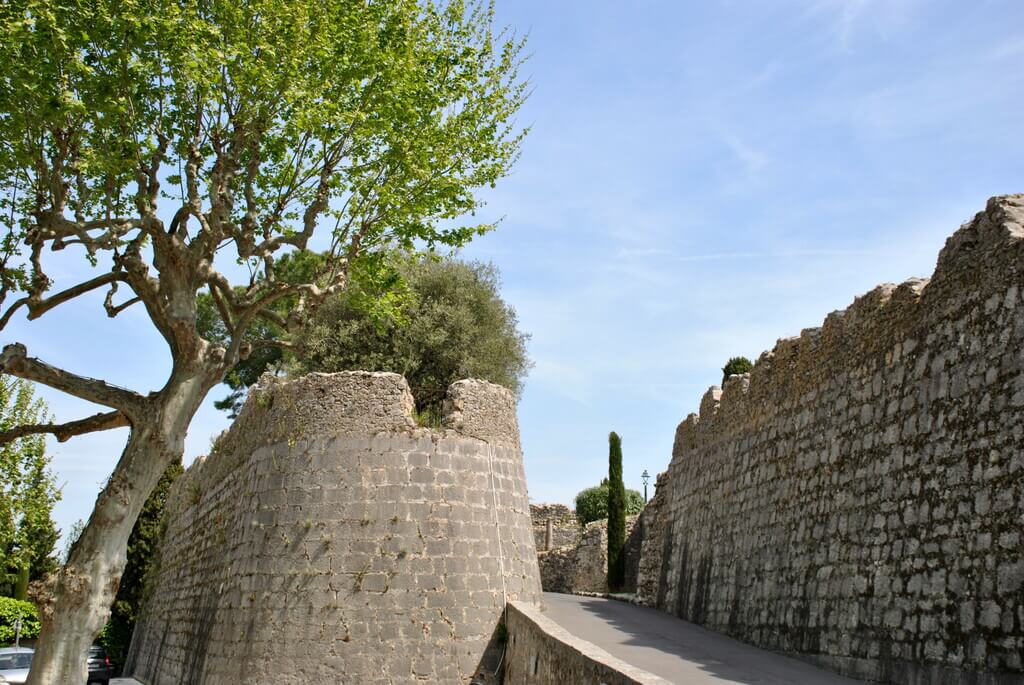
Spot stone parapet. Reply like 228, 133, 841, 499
503, 601, 671, 685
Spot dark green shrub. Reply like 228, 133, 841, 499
203, 254, 531, 419
574, 480, 643, 526
606, 432, 626, 591
0, 597, 39, 644
721, 356, 753, 385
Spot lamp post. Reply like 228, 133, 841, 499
642, 469, 650, 503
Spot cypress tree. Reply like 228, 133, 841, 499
607, 431, 626, 591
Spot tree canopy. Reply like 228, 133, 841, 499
0, 0, 527, 355
202, 252, 530, 417
0, 377, 60, 598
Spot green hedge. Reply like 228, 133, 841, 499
0, 597, 40, 644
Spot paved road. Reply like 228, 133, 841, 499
541, 592, 863, 685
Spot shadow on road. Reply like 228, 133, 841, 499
542, 592, 863, 685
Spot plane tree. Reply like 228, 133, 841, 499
0, 0, 526, 681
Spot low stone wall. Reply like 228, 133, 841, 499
537, 547, 575, 594
503, 601, 671, 685
537, 516, 639, 594
126, 373, 541, 685
529, 503, 580, 552
636, 195, 1024, 683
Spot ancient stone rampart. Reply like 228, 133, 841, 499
126, 373, 541, 685
636, 195, 1024, 684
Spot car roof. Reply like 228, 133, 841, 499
0, 647, 33, 654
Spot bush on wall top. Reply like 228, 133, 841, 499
574, 479, 644, 525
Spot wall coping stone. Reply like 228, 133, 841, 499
506, 601, 672, 685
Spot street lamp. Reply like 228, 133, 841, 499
641, 469, 650, 502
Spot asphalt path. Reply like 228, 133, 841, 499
541, 592, 864, 685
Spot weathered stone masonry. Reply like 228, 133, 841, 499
536, 515, 640, 595
636, 195, 1024, 684
530, 503, 579, 552
127, 373, 541, 685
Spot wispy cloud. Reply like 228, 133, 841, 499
715, 127, 771, 176
801, 0, 924, 49
987, 36, 1024, 62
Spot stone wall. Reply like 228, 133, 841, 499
623, 509, 646, 593
503, 601, 671, 685
537, 516, 638, 594
529, 503, 580, 552
126, 373, 541, 685
536, 546, 576, 594
635, 472, 670, 607
637, 195, 1024, 684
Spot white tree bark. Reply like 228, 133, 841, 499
25, 372, 209, 685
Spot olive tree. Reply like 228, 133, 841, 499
204, 253, 530, 420
0, 0, 526, 681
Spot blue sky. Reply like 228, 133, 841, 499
5, 0, 1024, 543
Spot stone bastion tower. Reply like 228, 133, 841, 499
126, 372, 542, 684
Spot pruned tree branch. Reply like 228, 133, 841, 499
0, 343, 145, 415
0, 271, 128, 330
0, 410, 129, 445
249, 338, 297, 352
102, 281, 141, 318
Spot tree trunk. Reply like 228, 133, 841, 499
26, 372, 208, 685
14, 564, 29, 600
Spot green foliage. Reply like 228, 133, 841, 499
0, 596, 39, 644
196, 251, 328, 416
300, 255, 529, 411
204, 253, 530, 416
0, 377, 60, 597
721, 356, 754, 385
0, 0, 528, 311
573, 479, 643, 526
606, 432, 626, 591
99, 461, 183, 671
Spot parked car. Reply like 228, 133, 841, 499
0, 646, 34, 684
87, 645, 113, 685
0, 645, 112, 685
